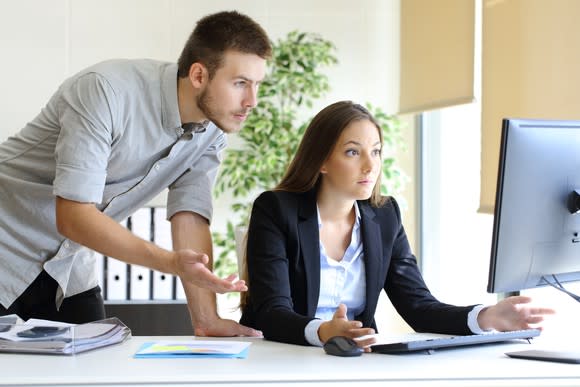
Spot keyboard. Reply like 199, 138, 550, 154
371, 329, 541, 354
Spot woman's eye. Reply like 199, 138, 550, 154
373, 149, 382, 156
346, 149, 358, 156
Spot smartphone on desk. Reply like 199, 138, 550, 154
17, 326, 69, 339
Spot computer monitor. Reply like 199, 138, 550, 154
487, 118, 580, 299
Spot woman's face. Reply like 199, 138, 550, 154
320, 119, 382, 201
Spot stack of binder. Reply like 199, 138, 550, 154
0, 316, 131, 355
100, 207, 184, 301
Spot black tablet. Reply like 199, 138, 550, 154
506, 350, 580, 364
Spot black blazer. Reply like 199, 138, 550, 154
240, 189, 476, 346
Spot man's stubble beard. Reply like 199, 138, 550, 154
197, 87, 246, 134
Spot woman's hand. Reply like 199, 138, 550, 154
477, 295, 556, 331
318, 304, 376, 352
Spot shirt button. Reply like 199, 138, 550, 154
63, 241, 69, 248
154, 164, 160, 170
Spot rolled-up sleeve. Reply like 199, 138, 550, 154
53, 73, 116, 203
166, 132, 226, 223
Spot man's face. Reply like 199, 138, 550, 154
197, 51, 267, 133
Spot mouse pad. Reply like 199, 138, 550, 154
505, 350, 580, 364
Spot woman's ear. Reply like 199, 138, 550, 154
320, 165, 328, 174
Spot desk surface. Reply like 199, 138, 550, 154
1, 333, 579, 387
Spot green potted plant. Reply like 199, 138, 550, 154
212, 31, 406, 276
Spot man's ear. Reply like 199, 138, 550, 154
188, 63, 207, 89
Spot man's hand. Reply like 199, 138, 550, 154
194, 318, 262, 337
318, 304, 376, 351
173, 249, 247, 294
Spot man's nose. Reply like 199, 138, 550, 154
244, 85, 258, 108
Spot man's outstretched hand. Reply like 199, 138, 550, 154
173, 249, 247, 293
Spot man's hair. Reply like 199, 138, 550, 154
177, 10, 272, 79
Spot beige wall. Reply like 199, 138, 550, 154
0, 0, 400, 138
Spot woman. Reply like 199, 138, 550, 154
240, 101, 554, 349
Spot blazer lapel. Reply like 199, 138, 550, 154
359, 202, 383, 325
298, 190, 321, 317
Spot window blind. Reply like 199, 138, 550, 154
398, 0, 475, 114
480, 0, 580, 213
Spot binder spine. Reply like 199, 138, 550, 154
100, 207, 178, 301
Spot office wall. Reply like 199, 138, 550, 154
0, 0, 399, 139
0, 0, 416, 332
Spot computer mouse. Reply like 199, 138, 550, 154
323, 336, 363, 357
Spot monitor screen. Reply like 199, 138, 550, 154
487, 118, 580, 295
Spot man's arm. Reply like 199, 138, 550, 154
55, 197, 244, 294
170, 211, 261, 337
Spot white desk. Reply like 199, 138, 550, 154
1, 333, 579, 387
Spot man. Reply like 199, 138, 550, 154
0, 10, 271, 337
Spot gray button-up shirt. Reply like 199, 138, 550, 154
0, 59, 226, 308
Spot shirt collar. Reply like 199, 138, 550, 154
161, 65, 213, 138
160, 63, 182, 133
317, 201, 362, 229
